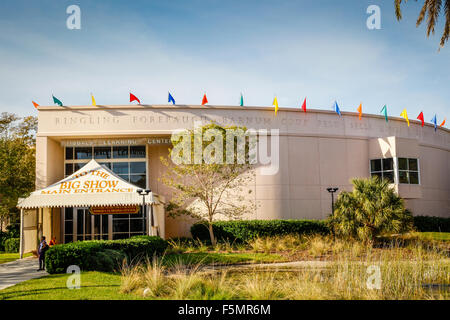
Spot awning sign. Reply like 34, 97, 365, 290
90, 205, 140, 215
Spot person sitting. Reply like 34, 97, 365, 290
49, 236, 57, 246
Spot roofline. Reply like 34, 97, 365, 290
35, 104, 450, 133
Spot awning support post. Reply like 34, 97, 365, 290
19, 209, 24, 259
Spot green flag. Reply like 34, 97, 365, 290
381, 105, 388, 123
53, 95, 63, 106
240, 93, 244, 107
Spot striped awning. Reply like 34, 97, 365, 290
17, 159, 156, 209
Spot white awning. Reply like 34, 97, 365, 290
17, 159, 156, 209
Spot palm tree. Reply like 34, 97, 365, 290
395, 0, 450, 48
328, 177, 413, 243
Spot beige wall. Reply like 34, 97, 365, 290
29, 105, 450, 238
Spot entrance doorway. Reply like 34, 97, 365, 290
64, 207, 111, 243
62, 206, 148, 243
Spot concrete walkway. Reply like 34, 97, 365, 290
0, 257, 48, 290
202, 260, 331, 273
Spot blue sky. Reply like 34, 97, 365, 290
0, 0, 448, 123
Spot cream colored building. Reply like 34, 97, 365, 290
20, 105, 450, 253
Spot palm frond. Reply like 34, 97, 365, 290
440, 0, 450, 46
395, 0, 404, 20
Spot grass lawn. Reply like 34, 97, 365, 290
0, 252, 285, 300
415, 232, 450, 241
0, 271, 134, 300
1, 234, 448, 300
0, 252, 33, 264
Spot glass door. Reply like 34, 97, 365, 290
74, 208, 110, 241
75, 208, 91, 241
93, 214, 110, 240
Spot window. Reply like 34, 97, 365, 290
130, 146, 146, 158
113, 146, 128, 158
112, 208, 147, 239
370, 158, 394, 183
398, 158, 419, 184
94, 147, 111, 159
75, 147, 92, 159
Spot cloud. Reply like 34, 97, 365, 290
0, 0, 448, 122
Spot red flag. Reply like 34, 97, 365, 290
130, 93, 141, 104
32, 101, 39, 108
440, 118, 446, 127
301, 98, 306, 112
417, 111, 424, 127
202, 94, 208, 105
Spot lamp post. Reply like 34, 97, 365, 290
326, 187, 339, 214
137, 189, 153, 235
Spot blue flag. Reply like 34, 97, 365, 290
168, 92, 175, 105
334, 101, 341, 116
431, 115, 437, 132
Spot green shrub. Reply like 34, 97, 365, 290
329, 177, 413, 242
0, 231, 6, 252
4, 237, 20, 253
190, 220, 330, 243
413, 216, 450, 232
45, 236, 168, 274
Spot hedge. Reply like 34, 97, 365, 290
45, 235, 168, 274
190, 220, 330, 243
4, 238, 20, 253
413, 216, 450, 232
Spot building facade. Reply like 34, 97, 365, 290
22, 105, 450, 251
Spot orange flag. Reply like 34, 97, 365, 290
202, 94, 208, 105
357, 103, 362, 120
440, 118, 446, 127
32, 101, 39, 108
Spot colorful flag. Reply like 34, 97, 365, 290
301, 98, 306, 112
91, 93, 96, 106
32, 101, 39, 108
381, 105, 388, 123
168, 92, 176, 105
400, 109, 410, 127
202, 94, 208, 105
417, 111, 424, 127
52, 95, 63, 106
431, 115, 438, 131
273, 96, 279, 115
130, 93, 140, 104
240, 93, 244, 107
357, 103, 362, 120
334, 101, 341, 116
440, 118, 446, 127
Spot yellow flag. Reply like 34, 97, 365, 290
400, 109, 409, 126
273, 96, 279, 115
91, 93, 96, 106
